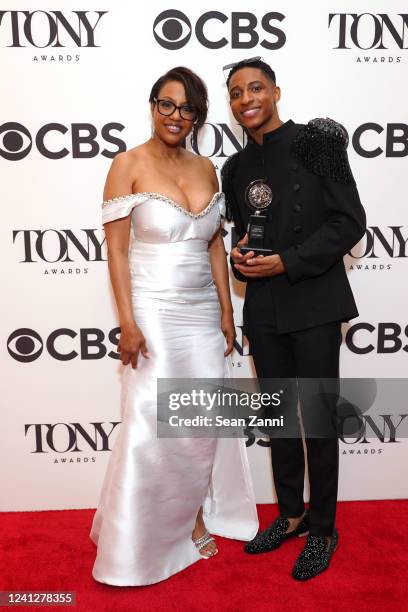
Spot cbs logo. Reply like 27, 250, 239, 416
153, 10, 286, 50
0, 121, 125, 160
7, 327, 120, 362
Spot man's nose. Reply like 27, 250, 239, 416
241, 90, 254, 106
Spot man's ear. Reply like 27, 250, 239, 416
274, 86, 281, 104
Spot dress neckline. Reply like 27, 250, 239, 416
103, 191, 223, 219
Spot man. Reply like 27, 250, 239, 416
221, 58, 366, 581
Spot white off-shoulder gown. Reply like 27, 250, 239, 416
89, 191, 258, 586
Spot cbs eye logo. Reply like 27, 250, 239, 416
0, 123, 32, 161
153, 10, 191, 50
7, 328, 43, 363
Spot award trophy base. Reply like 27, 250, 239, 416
239, 246, 273, 256
239, 211, 273, 257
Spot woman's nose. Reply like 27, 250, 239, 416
169, 107, 182, 120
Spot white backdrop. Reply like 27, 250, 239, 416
1, 1, 407, 511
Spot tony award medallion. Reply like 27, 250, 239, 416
239, 179, 273, 256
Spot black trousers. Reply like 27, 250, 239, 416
247, 300, 341, 537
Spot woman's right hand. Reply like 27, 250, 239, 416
118, 322, 149, 369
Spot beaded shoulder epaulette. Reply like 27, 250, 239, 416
292, 117, 355, 185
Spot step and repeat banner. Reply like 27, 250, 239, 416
1, 1, 407, 510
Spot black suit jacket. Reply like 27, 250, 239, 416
222, 119, 367, 334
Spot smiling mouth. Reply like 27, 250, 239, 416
241, 107, 261, 118
164, 124, 182, 133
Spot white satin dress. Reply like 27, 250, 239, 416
89, 190, 258, 586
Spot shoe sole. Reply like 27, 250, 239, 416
201, 550, 218, 560
244, 529, 310, 554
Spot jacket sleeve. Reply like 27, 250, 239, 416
279, 118, 367, 285
221, 154, 248, 283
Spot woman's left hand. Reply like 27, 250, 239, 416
221, 311, 236, 356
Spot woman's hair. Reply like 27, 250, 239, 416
149, 66, 208, 129
226, 58, 276, 89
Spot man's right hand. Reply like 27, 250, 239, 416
231, 233, 255, 265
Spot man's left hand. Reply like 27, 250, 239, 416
234, 254, 285, 278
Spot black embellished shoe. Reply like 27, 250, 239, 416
244, 510, 309, 554
291, 528, 338, 581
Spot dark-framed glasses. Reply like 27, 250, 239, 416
222, 56, 263, 83
154, 98, 197, 122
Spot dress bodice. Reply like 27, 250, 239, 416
102, 191, 226, 295
102, 191, 225, 244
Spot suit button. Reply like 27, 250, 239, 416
294, 225, 302, 233
293, 183, 301, 192
295, 242, 302, 249
291, 162, 299, 171
293, 203, 302, 213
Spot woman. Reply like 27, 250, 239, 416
89, 66, 258, 586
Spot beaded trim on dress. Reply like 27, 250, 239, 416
102, 191, 224, 219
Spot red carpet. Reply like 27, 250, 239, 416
1, 501, 407, 612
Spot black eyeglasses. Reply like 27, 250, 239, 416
154, 98, 197, 122
222, 56, 263, 84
